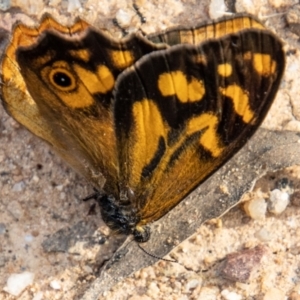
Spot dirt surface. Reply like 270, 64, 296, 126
1, 0, 300, 299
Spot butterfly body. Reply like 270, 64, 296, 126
1, 14, 285, 242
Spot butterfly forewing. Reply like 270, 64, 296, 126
147, 15, 265, 46
2, 18, 167, 192
114, 29, 284, 224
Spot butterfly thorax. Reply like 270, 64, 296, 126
97, 194, 151, 243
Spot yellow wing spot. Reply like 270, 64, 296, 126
31, 51, 55, 67
253, 53, 276, 76
187, 113, 223, 157
158, 71, 205, 103
130, 99, 167, 186
69, 49, 90, 62
110, 50, 134, 69
96, 65, 115, 92
74, 64, 115, 94
194, 54, 207, 65
218, 63, 232, 77
219, 84, 254, 123
243, 51, 252, 61
55, 88, 95, 108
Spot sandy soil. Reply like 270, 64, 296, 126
1, 0, 300, 299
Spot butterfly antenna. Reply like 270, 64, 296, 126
138, 243, 177, 263
82, 188, 103, 202
112, 18, 128, 36
132, 2, 146, 24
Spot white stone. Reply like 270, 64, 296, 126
55, 184, 64, 191
32, 175, 39, 183
115, 9, 133, 27
7, 200, 24, 220
0, 0, 10, 10
255, 228, 271, 242
24, 234, 34, 243
198, 287, 220, 299
221, 289, 242, 300
209, 0, 227, 19
50, 280, 61, 290
185, 278, 200, 292
12, 181, 25, 192
67, 0, 81, 12
32, 291, 43, 300
3, 272, 34, 296
235, 0, 257, 14
268, 189, 290, 215
0, 223, 6, 235
244, 198, 267, 220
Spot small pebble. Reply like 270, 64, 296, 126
3, 272, 35, 296
32, 291, 43, 300
220, 245, 265, 283
244, 197, 267, 220
255, 228, 271, 242
221, 289, 242, 300
67, 0, 81, 12
209, 0, 227, 19
12, 181, 25, 192
185, 278, 200, 292
268, 189, 289, 215
115, 9, 133, 27
50, 280, 61, 290
291, 191, 300, 206
24, 234, 34, 243
0, 223, 6, 235
263, 288, 285, 300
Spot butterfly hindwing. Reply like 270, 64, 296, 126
114, 29, 284, 224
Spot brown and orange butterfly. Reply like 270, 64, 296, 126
1, 14, 285, 242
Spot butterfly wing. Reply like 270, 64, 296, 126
1, 15, 285, 234
114, 28, 285, 225
1, 16, 167, 192
147, 14, 266, 46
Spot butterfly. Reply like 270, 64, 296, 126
1, 14, 285, 242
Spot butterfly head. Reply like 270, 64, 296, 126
97, 194, 151, 243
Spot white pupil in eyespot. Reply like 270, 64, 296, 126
53, 71, 72, 87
